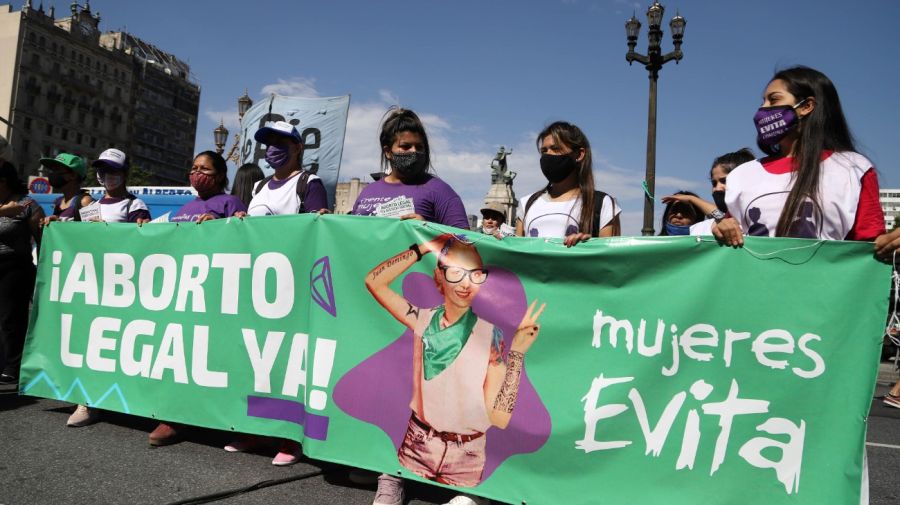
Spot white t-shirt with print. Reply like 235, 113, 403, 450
519, 191, 621, 238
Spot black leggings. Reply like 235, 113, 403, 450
0, 259, 36, 377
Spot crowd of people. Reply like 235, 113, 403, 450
1, 65, 900, 505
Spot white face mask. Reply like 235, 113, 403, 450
98, 172, 124, 190
482, 225, 497, 234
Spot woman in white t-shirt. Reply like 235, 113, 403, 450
515, 121, 620, 246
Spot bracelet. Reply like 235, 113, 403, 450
409, 243, 423, 262
708, 209, 726, 223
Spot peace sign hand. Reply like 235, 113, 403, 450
511, 299, 546, 354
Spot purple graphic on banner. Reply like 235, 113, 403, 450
333, 267, 551, 483
311, 256, 337, 317
247, 396, 330, 440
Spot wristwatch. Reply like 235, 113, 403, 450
708, 209, 726, 223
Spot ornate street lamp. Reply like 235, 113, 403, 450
213, 120, 228, 155
625, 1, 686, 236
211, 90, 254, 161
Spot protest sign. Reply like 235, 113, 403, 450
21, 216, 890, 504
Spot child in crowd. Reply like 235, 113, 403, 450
516, 121, 621, 245
66, 148, 150, 427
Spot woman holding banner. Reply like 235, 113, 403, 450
350, 108, 475, 505
171, 151, 246, 223
146, 151, 245, 446
515, 121, 621, 245
711, 65, 886, 505
351, 107, 469, 229
712, 66, 884, 245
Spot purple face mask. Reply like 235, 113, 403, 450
265, 144, 291, 169
753, 98, 808, 149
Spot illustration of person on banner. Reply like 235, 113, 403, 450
364, 232, 545, 487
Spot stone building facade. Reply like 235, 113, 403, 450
0, 2, 199, 184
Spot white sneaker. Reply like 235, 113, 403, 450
444, 495, 490, 505
67, 404, 100, 427
373, 474, 404, 505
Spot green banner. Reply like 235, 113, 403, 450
21, 215, 890, 505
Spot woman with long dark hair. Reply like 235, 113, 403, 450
515, 121, 620, 246
714, 66, 884, 245
231, 163, 265, 208
351, 107, 469, 228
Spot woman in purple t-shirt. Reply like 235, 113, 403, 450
171, 151, 247, 223
351, 108, 469, 229
353, 108, 474, 505
149, 151, 244, 447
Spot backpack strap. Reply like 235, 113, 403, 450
295, 171, 312, 213
124, 192, 137, 216
591, 190, 608, 236
522, 187, 549, 227
253, 175, 274, 196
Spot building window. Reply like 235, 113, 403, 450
24, 117, 32, 131
39, 36, 45, 48
22, 139, 30, 154
77, 133, 83, 144
46, 123, 53, 136
61, 128, 69, 140
90, 137, 97, 148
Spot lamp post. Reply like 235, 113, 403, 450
211, 89, 254, 161
625, 1, 685, 236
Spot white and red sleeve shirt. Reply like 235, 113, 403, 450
724, 151, 885, 241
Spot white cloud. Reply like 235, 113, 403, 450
204, 108, 240, 130
261, 77, 321, 98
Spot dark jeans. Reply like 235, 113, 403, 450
0, 258, 36, 378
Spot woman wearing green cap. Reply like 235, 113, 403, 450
40, 153, 93, 224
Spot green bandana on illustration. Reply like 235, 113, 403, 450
422, 305, 477, 380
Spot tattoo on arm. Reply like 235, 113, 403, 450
493, 350, 524, 414
369, 250, 415, 280
406, 303, 419, 318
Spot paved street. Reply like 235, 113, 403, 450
1, 363, 898, 505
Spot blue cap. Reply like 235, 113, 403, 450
254, 121, 302, 145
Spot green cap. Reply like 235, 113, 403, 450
40, 153, 87, 178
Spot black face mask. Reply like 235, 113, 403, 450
712, 190, 728, 213
540, 154, 578, 183
49, 172, 69, 189
390, 152, 428, 179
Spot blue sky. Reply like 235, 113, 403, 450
35, 0, 900, 234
